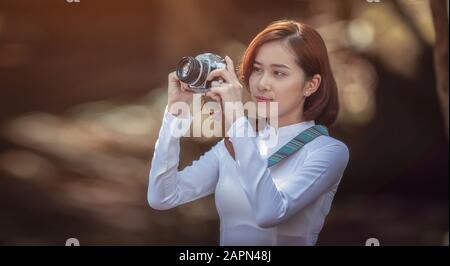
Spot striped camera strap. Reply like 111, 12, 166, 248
267, 125, 329, 167
224, 125, 329, 168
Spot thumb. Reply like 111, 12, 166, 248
205, 91, 222, 103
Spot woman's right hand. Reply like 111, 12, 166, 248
167, 71, 194, 116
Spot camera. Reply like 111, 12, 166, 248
176, 53, 226, 93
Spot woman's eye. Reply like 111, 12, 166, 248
253, 67, 262, 73
273, 71, 286, 77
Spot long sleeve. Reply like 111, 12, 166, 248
147, 106, 220, 210
228, 117, 349, 228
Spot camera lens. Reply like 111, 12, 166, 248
176, 57, 200, 84
176, 56, 209, 87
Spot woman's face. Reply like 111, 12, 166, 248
248, 41, 309, 125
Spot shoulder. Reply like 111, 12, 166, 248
305, 135, 350, 163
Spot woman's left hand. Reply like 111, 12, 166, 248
205, 56, 245, 127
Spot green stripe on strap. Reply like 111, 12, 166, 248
267, 125, 329, 167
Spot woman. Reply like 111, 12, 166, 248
148, 20, 349, 246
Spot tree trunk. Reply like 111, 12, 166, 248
430, 0, 449, 140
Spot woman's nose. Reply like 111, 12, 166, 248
258, 74, 271, 91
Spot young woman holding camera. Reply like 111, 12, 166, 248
148, 20, 349, 246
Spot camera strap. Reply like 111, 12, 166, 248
224, 124, 329, 168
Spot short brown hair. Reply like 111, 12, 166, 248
239, 20, 339, 127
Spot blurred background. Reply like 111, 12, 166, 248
0, 0, 448, 245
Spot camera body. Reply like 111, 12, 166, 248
176, 53, 226, 93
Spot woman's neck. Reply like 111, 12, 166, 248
269, 106, 306, 128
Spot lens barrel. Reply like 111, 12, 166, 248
176, 56, 210, 87
176, 57, 200, 84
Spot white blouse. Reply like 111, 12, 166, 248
148, 107, 349, 246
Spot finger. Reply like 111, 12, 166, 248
210, 80, 225, 87
225, 56, 238, 80
209, 85, 225, 96
207, 68, 232, 83
205, 91, 222, 102
205, 91, 219, 99
211, 95, 222, 103
168, 71, 179, 82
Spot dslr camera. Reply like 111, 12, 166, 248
176, 53, 226, 93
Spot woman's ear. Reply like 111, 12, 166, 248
303, 74, 321, 97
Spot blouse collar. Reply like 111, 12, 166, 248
257, 120, 316, 157
261, 120, 316, 138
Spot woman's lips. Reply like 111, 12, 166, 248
255, 96, 273, 102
